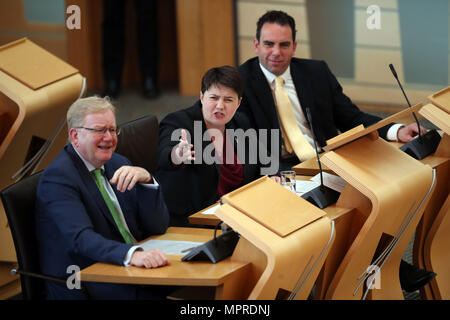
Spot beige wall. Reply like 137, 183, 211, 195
0, 0, 67, 61
236, 0, 448, 107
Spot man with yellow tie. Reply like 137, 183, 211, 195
36, 96, 172, 299
238, 10, 423, 172
238, 10, 435, 294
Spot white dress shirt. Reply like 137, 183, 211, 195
258, 63, 403, 157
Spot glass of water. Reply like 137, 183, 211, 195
280, 170, 296, 193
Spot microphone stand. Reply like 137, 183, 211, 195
389, 64, 441, 160
301, 107, 340, 209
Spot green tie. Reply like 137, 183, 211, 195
92, 169, 133, 244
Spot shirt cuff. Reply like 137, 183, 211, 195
140, 178, 159, 189
123, 246, 143, 266
386, 123, 405, 142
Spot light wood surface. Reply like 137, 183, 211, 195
420, 103, 450, 134
424, 194, 450, 299
428, 86, 450, 113
189, 202, 221, 226
0, 39, 83, 297
0, 38, 78, 90
0, 58, 83, 262
321, 136, 434, 300
188, 179, 353, 226
417, 98, 450, 299
292, 154, 334, 176
78, 227, 251, 300
323, 103, 423, 152
221, 176, 325, 237
189, 177, 337, 299
175, 0, 235, 95
215, 177, 334, 300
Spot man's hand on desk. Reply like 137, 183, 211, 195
397, 123, 428, 143
130, 249, 171, 269
270, 175, 281, 184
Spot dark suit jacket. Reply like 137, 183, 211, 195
238, 57, 393, 156
155, 101, 260, 226
36, 144, 169, 299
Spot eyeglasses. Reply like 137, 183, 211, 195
76, 126, 121, 136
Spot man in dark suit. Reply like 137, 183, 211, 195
36, 96, 171, 299
238, 10, 423, 172
238, 10, 434, 294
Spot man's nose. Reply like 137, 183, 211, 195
272, 44, 281, 55
102, 129, 114, 140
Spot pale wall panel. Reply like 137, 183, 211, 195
342, 81, 436, 106
355, 10, 401, 47
237, 1, 308, 40
355, 48, 403, 84
355, 0, 398, 9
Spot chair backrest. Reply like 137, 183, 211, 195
0, 172, 43, 300
116, 115, 159, 173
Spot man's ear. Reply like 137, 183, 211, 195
69, 127, 78, 146
253, 38, 259, 54
293, 40, 298, 53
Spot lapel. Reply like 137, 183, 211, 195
249, 59, 280, 129
65, 144, 120, 232
291, 60, 328, 146
290, 59, 314, 127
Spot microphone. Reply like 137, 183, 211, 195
389, 64, 422, 141
389, 63, 441, 160
301, 106, 340, 209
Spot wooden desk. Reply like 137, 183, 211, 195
78, 227, 251, 300
189, 186, 353, 227
188, 203, 221, 227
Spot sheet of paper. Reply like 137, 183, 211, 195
293, 180, 321, 194
139, 239, 204, 255
310, 172, 346, 192
201, 203, 221, 215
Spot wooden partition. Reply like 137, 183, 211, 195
309, 109, 435, 300
66, 0, 179, 91
215, 176, 334, 299
0, 38, 83, 297
175, 0, 236, 95
416, 88, 450, 299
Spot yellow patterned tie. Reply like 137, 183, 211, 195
274, 77, 315, 161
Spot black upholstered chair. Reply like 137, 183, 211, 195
0, 172, 66, 300
116, 115, 159, 173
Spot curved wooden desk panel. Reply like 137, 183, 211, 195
424, 194, 450, 299
0, 69, 83, 262
321, 137, 434, 300
216, 203, 335, 300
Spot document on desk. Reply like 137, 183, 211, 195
140, 239, 204, 255
293, 180, 320, 194
310, 172, 347, 192
201, 203, 220, 215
